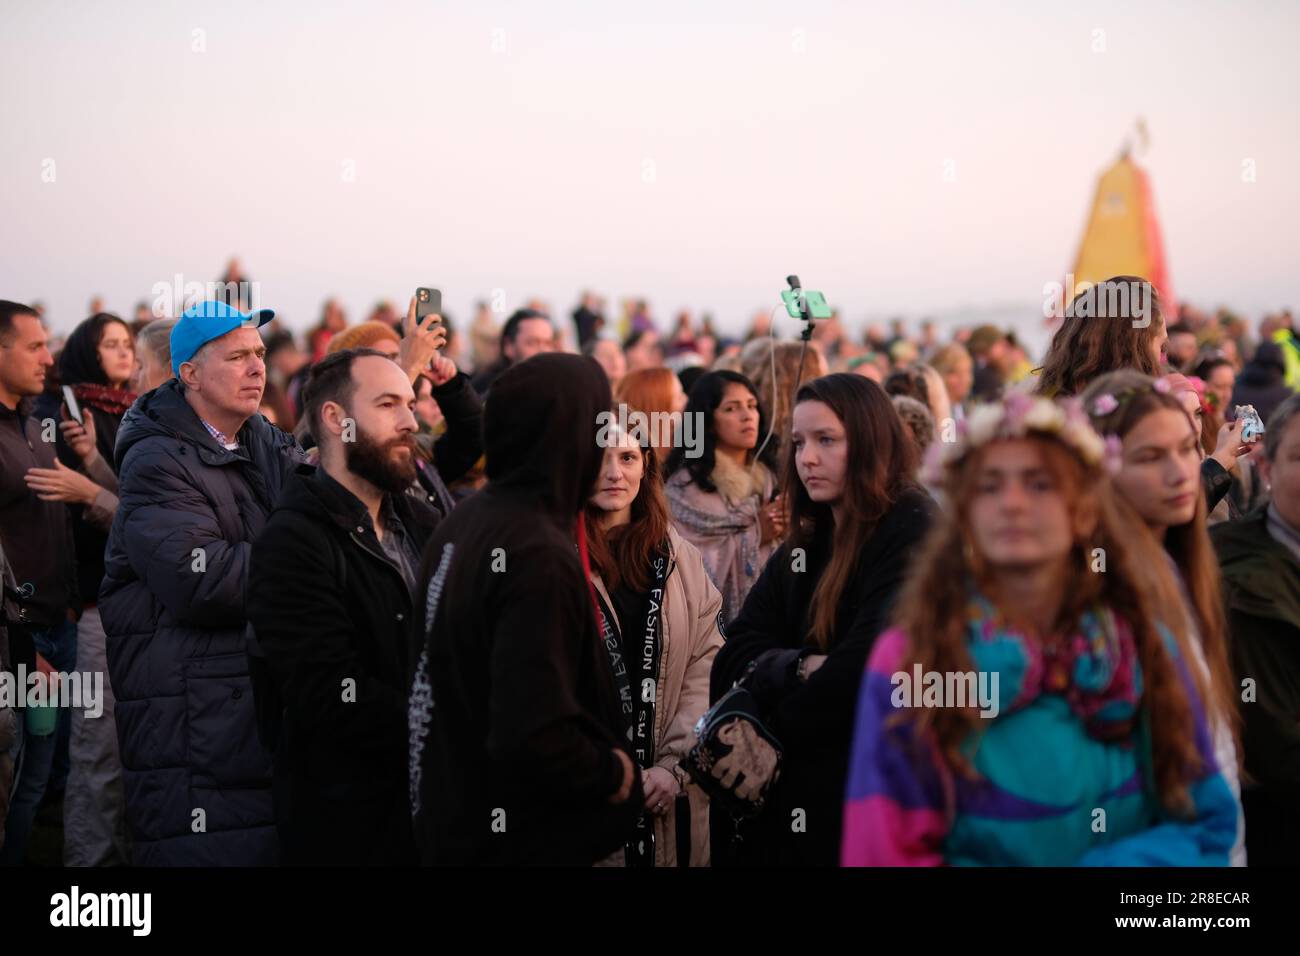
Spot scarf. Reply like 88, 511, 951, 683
72, 382, 137, 417
593, 547, 668, 867
964, 593, 1142, 741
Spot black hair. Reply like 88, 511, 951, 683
58, 313, 133, 387
666, 369, 777, 491
883, 367, 931, 408
301, 347, 389, 444
500, 309, 550, 350
0, 300, 39, 345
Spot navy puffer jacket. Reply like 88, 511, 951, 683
99, 379, 309, 866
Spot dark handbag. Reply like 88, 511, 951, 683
680, 673, 783, 819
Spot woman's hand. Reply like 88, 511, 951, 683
642, 766, 681, 816
426, 353, 458, 387
60, 414, 99, 465
758, 494, 787, 545
799, 654, 828, 681
1211, 418, 1252, 475
399, 295, 449, 383
25, 459, 103, 505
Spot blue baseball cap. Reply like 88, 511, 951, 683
171, 300, 275, 376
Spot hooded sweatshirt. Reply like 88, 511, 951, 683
408, 353, 642, 865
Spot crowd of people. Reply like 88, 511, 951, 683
1, 271, 1298, 867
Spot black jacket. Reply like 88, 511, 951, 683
1231, 345, 1293, 426
0, 398, 78, 627
248, 470, 436, 865
710, 486, 938, 866
99, 379, 309, 866
1213, 507, 1300, 866
409, 353, 643, 864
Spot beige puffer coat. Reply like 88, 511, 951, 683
592, 526, 723, 866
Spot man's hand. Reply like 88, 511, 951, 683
60, 414, 99, 465
399, 294, 448, 383
25, 459, 102, 505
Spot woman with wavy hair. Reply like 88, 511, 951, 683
842, 392, 1238, 865
1082, 370, 1246, 863
710, 373, 937, 866
1035, 276, 1167, 398
584, 426, 722, 866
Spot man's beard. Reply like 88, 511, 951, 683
345, 428, 418, 495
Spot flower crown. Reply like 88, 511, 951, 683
1088, 376, 1172, 419
922, 390, 1122, 485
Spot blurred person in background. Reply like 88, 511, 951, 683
891, 394, 936, 460
1165, 323, 1200, 374
1213, 394, 1300, 866
1035, 276, 1166, 399
1232, 341, 1294, 426
572, 291, 605, 349
741, 339, 828, 465
966, 324, 1010, 401
471, 309, 555, 396
133, 318, 177, 394
263, 329, 310, 425
584, 335, 626, 392
623, 329, 663, 374
614, 368, 686, 453
468, 300, 500, 374
929, 342, 973, 418
308, 298, 348, 363
26, 312, 136, 866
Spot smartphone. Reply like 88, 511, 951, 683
62, 385, 84, 426
415, 287, 442, 323
780, 288, 833, 320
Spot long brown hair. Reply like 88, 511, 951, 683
895, 434, 1206, 813
1081, 370, 1239, 744
785, 374, 918, 651
1036, 276, 1165, 398
583, 431, 672, 593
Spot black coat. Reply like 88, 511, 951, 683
409, 353, 643, 865
1231, 349, 1293, 426
1213, 507, 1300, 866
247, 470, 436, 865
99, 379, 309, 866
710, 486, 938, 866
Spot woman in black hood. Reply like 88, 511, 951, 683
408, 353, 643, 865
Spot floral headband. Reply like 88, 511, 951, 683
1087, 375, 1173, 419
921, 390, 1121, 485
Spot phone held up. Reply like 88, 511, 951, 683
415, 287, 442, 323
62, 384, 84, 426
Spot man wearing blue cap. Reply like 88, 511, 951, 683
99, 300, 309, 866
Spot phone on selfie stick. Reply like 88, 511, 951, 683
62, 385, 84, 426
415, 287, 442, 323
